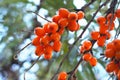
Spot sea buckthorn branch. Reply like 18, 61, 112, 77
105, 0, 117, 15
51, 1, 110, 80
73, 0, 110, 47
24, 56, 41, 80
68, 58, 83, 80
68, 40, 96, 80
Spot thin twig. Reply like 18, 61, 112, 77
74, 0, 96, 12
14, 42, 32, 60
27, 11, 51, 22
68, 58, 83, 80
24, 56, 41, 80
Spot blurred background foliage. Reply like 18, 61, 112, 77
0, 0, 119, 80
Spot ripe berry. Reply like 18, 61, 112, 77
68, 12, 78, 21
50, 32, 61, 41
106, 42, 115, 50
40, 35, 50, 46
97, 36, 106, 47
115, 51, 120, 60
82, 40, 92, 50
58, 18, 68, 28
91, 31, 100, 40
82, 52, 92, 61
44, 45, 53, 55
35, 45, 44, 56
106, 13, 116, 21
58, 27, 65, 35
114, 66, 119, 75
104, 49, 115, 58
58, 8, 70, 18
77, 11, 84, 19
52, 40, 62, 52
96, 16, 106, 25
48, 22, 58, 33
89, 57, 97, 66
58, 71, 67, 80
106, 61, 117, 73
32, 36, 40, 46
52, 15, 61, 23
107, 21, 115, 30
117, 70, 120, 79
67, 21, 79, 32
115, 9, 120, 18
105, 31, 111, 39
34, 27, 45, 37
113, 39, 120, 51
99, 24, 108, 34
44, 52, 52, 60
43, 23, 50, 33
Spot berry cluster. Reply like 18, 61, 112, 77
32, 23, 62, 60
105, 39, 120, 79
80, 40, 97, 66
52, 8, 84, 32
91, 9, 120, 47
32, 8, 84, 60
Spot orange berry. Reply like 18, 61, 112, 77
106, 42, 115, 50
91, 31, 100, 40
48, 22, 58, 33
115, 51, 120, 60
44, 52, 52, 60
106, 61, 118, 73
44, 45, 53, 55
58, 27, 65, 35
68, 12, 78, 21
77, 11, 84, 19
89, 57, 97, 66
117, 70, 120, 79
67, 21, 79, 32
97, 36, 106, 47
58, 8, 70, 18
104, 49, 115, 58
105, 31, 111, 39
34, 27, 45, 37
35, 45, 44, 56
43, 23, 50, 33
115, 9, 120, 18
40, 35, 50, 46
107, 13, 116, 21
83, 40, 92, 50
58, 71, 67, 80
32, 36, 40, 46
50, 32, 61, 41
113, 39, 120, 51
96, 16, 106, 25
58, 18, 68, 28
52, 15, 61, 23
99, 24, 108, 34
52, 40, 62, 52
82, 52, 92, 61
107, 21, 115, 30
114, 66, 119, 75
